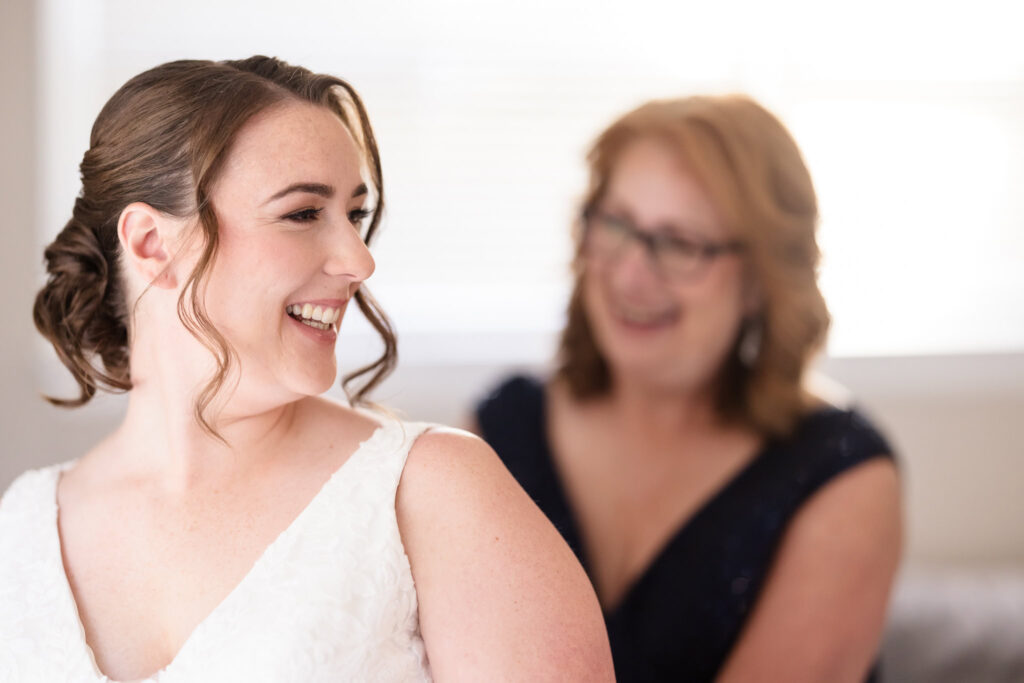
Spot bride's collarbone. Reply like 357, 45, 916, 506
54, 425, 373, 680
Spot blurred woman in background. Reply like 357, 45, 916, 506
475, 95, 902, 682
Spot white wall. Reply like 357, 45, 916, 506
821, 354, 1024, 568
0, 0, 46, 484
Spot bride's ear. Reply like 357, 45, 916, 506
117, 202, 179, 289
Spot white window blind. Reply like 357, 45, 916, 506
38, 0, 1024, 372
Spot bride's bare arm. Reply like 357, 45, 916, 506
397, 428, 614, 682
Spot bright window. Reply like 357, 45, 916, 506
38, 0, 1024, 372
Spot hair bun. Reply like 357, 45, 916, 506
33, 212, 130, 406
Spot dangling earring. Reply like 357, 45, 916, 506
738, 317, 763, 367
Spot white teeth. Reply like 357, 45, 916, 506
287, 303, 341, 328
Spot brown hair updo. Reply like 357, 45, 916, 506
33, 56, 395, 434
557, 95, 830, 437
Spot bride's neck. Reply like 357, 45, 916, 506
107, 326, 299, 491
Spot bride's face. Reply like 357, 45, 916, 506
196, 100, 376, 406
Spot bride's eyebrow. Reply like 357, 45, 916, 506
263, 182, 335, 205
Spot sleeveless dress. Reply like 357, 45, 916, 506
476, 375, 895, 683
0, 417, 433, 683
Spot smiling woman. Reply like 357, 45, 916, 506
474, 95, 902, 682
0, 56, 613, 682
193, 101, 376, 404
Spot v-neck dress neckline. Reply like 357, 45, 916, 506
51, 422, 390, 682
0, 415, 434, 683
533, 385, 771, 618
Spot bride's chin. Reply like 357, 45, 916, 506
249, 369, 339, 404
298, 365, 340, 397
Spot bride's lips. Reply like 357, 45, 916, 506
286, 299, 348, 344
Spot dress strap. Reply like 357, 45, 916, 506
345, 416, 434, 504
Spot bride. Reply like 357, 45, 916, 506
0, 56, 613, 682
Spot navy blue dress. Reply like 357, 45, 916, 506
475, 375, 895, 683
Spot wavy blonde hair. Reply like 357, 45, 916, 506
557, 94, 829, 437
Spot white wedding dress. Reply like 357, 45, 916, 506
0, 417, 433, 682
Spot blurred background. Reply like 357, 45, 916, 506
2, 0, 1022, 679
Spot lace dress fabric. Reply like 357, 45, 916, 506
0, 417, 433, 683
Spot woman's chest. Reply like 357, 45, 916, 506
51, 464, 424, 681
548, 421, 761, 611
57, 486, 313, 679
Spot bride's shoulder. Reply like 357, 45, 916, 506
302, 396, 386, 439
0, 462, 66, 540
402, 426, 503, 493
396, 424, 550, 552
1, 461, 67, 504
391, 424, 615, 680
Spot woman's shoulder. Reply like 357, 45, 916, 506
786, 402, 895, 463
395, 427, 615, 679
301, 397, 493, 484
304, 395, 387, 434
475, 373, 545, 415
751, 402, 899, 516
473, 372, 547, 441
401, 427, 501, 493
396, 427, 536, 584
0, 462, 67, 518
297, 396, 410, 465
397, 426, 536, 536
0, 463, 68, 577
393, 426, 615, 679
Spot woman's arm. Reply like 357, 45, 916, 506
397, 428, 614, 682
716, 458, 902, 683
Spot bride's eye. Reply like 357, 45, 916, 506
284, 207, 324, 223
348, 207, 372, 226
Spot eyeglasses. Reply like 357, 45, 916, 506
582, 206, 744, 280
